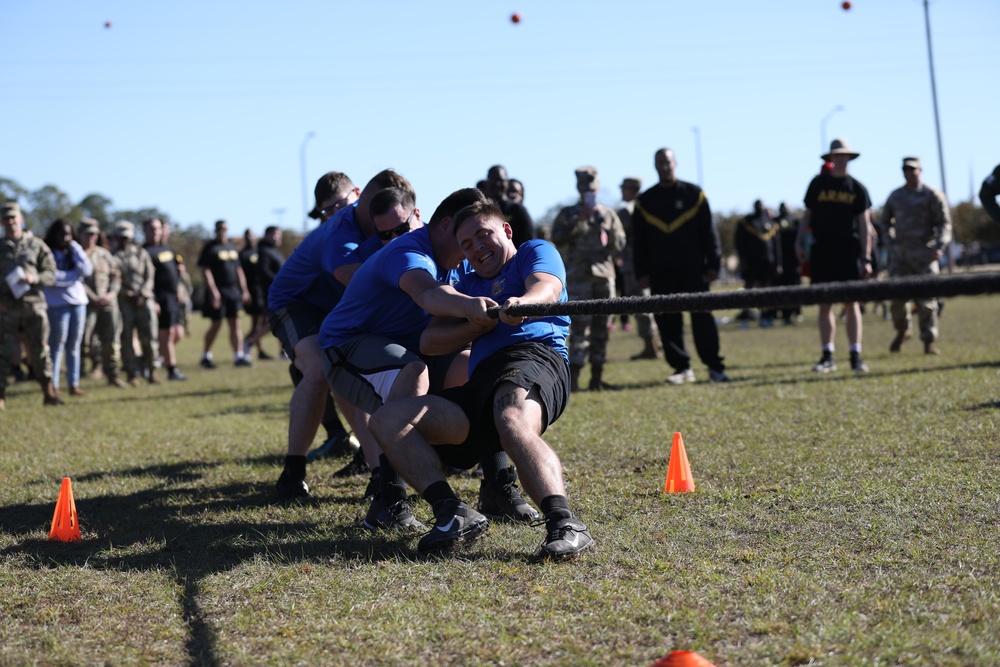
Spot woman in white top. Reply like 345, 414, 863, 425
42, 219, 93, 396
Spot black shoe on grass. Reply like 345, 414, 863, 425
363, 495, 426, 533
538, 515, 594, 560
417, 499, 489, 554
477, 467, 539, 522
306, 432, 359, 462
275, 470, 311, 500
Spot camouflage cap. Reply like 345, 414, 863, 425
1, 202, 22, 218
620, 177, 642, 190
902, 157, 921, 169
78, 218, 100, 234
575, 166, 600, 192
114, 220, 135, 238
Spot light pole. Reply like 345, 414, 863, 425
923, 0, 947, 199
692, 126, 703, 187
300, 131, 315, 233
272, 207, 286, 227
820, 105, 844, 153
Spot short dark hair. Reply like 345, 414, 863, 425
264, 225, 278, 236
429, 188, 489, 228
451, 200, 505, 236
369, 188, 416, 220
366, 169, 415, 204
310, 171, 355, 219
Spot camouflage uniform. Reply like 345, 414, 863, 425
115, 233, 159, 381
551, 167, 626, 390
83, 244, 124, 380
880, 176, 952, 345
618, 198, 657, 341
0, 228, 56, 396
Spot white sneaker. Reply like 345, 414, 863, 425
666, 369, 696, 385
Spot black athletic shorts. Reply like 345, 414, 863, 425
810, 241, 862, 284
155, 293, 181, 330
202, 287, 243, 321
432, 342, 570, 470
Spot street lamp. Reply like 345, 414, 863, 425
820, 105, 844, 153
692, 126, 703, 187
300, 131, 315, 233
923, 0, 947, 199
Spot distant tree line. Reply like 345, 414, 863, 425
0, 177, 305, 291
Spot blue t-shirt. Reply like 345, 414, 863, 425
267, 205, 363, 313
318, 226, 465, 351
455, 239, 570, 375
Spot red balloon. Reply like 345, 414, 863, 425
841, 1, 851, 10
511, 12, 522, 24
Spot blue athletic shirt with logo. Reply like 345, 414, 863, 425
455, 239, 570, 375
317, 225, 466, 352
267, 204, 362, 313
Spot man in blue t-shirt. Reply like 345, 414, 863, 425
267, 170, 414, 500
369, 200, 594, 560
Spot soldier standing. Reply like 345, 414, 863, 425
618, 177, 660, 360
114, 221, 159, 384
735, 199, 782, 326
880, 157, 952, 355
979, 164, 1000, 223
0, 202, 62, 408
774, 202, 802, 324
551, 166, 626, 391
79, 218, 127, 387
633, 148, 729, 384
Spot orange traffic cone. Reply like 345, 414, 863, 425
663, 432, 695, 493
649, 650, 717, 667
49, 477, 81, 542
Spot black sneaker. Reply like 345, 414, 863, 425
258, 350, 274, 361
360, 470, 380, 505
306, 432, 359, 462
168, 368, 187, 381
234, 357, 254, 368
812, 355, 836, 373
538, 515, 594, 560
362, 495, 426, 533
200, 357, 217, 370
417, 499, 489, 554
332, 449, 369, 477
477, 467, 539, 522
850, 353, 869, 373
275, 470, 311, 500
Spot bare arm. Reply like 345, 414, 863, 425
398, 269, 495, 327
499, 271, 563, 327
420, 315, 497, 355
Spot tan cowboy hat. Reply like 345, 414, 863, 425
822, 138, 860, 161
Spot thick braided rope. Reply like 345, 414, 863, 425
487, 272, 1000, 319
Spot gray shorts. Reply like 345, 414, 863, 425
323, 335, 463, 414
268, 303, 327, 362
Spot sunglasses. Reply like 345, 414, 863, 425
320, 195, 353, 218
376, 209, 415, 241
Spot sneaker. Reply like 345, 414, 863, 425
538, 515, 594, 560
243, 340, 252, 357
332, 449, 369, 477
665, 369, 696, 385
306, 432, 360, 462
477, 467, 539, 523
200, 357, 216, 370
708, 368, 731, 383
234, 357, 253, 368
924, 341, 940, 355
850, 353, 869, 373
258, 350, 274, 361
275, 470, 311, 500
812, 356, 837, 373
417, 499, 489, 554
363, 495, 426, 533
168, 368, 187, 381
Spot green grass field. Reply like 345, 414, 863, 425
1, 292, 998, 666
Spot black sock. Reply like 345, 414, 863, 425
423, 480, 459, 512
284, 455, 307, 480
480, 450, 511, 483
378, 455, 406, 503
541, 494, 571, 520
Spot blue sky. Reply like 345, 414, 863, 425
4, 0, 998, 236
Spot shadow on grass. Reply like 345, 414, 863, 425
736, 359, 1000, 388
0, 458, 465, 667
